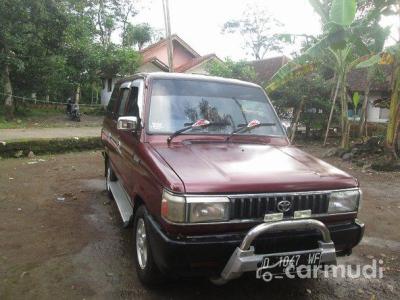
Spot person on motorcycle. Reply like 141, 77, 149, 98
66, 98, 73, 115
66, 97, 80, 122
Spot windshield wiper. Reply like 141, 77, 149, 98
226, 119, 276, 141
167, 119, 230, 144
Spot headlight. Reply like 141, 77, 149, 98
161, 191, 230, 223
187, 197, 230, 223
161, 190, 186, 222
328, 189, 361, 213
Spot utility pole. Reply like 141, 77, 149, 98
162, 0, 174, 72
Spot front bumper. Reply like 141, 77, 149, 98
146, 215, 364, 278
218, 219, 336, 283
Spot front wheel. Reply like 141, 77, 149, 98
133, 205, 164, 286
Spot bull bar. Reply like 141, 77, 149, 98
211, 219, 337, 284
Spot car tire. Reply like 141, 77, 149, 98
106, 161, 117, 198
133, 205, 164, 286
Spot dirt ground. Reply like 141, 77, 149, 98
19, 114, 103, 129
0, 113, 103, 130
0, 127, 101, 142
0, 145, 399, 299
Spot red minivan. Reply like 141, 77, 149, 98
102, 72, 364, 286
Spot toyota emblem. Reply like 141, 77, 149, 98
277, 200, 291, 213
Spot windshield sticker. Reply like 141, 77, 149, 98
151, 122, 163, 130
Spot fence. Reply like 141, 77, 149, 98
0, 92, 103, 110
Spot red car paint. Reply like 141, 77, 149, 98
102, 73, 359, 236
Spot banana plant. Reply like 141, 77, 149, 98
356, 45, 400, 157
353, 92, 360, 112
267, 0, 387, 149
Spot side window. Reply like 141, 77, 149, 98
127, 79, 144, 121
127, 86, 139, 117
117, 89, 130, 116
106, 83, 120, 116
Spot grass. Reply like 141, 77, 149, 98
0, 107, 61, 129
0, 136, 103, 158
0, 106, 104, 129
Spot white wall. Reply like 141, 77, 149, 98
366, 93, 389, 123
100, 77, 118, 107
184, 59, 213, 75
185, 64, 209, 75
137, 62, 165, 73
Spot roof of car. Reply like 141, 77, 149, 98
118, 72, 261, 88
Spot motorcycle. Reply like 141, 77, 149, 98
66, 100, 81, 122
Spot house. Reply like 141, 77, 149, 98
347, 65, 392, 123
100, 34, 221, 106
100, 74, 121, 107
246, 56, 291, 86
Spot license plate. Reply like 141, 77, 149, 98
260, 251, 322, 275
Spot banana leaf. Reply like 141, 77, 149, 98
329, 0, 356, 26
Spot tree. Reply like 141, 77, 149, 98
270, 71, 332, 141
61, 6, 141, 103
118, 0, 139, 41
356, 66, 386, 137
0, 0, 67, 119
87, 0, 143, 47
222, 5, 285, 60
206, 58, 257, 82
351, 0, 400, 157
0, 0, 144, 116
98, 45, 141, 76
87, 0, 120, 47
358, 48, 400, 157
268, 0, 389, 149
0, 0, 30, 119
122, 23, 154, 50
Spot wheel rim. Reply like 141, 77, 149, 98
136, 218, 148, 269
106, 167, 111, 191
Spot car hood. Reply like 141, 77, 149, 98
151, 141, 357, 194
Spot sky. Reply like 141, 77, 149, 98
132, 0, 399, 60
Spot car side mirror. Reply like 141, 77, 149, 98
117, 116, 138, 132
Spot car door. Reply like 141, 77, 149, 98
103, 82, 122, 173
110, 82, 132, 180
117, 79, 145, 196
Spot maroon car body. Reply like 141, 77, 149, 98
102, 73, 364, 284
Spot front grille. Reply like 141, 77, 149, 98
229, 193, 329, 220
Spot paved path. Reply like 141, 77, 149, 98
0, 127, 101, 142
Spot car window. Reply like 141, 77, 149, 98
127, 86, 139, 117
148, 79, 284, 136
117, 88, 130, 116
106, 83, 120, 116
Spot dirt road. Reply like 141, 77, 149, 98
0, 127, 101, 142
0, 114, 102, 141
0, 147, 399, 299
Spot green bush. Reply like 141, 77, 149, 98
0, 137, 102, 158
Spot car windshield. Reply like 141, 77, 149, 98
148, 78, 285, 137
